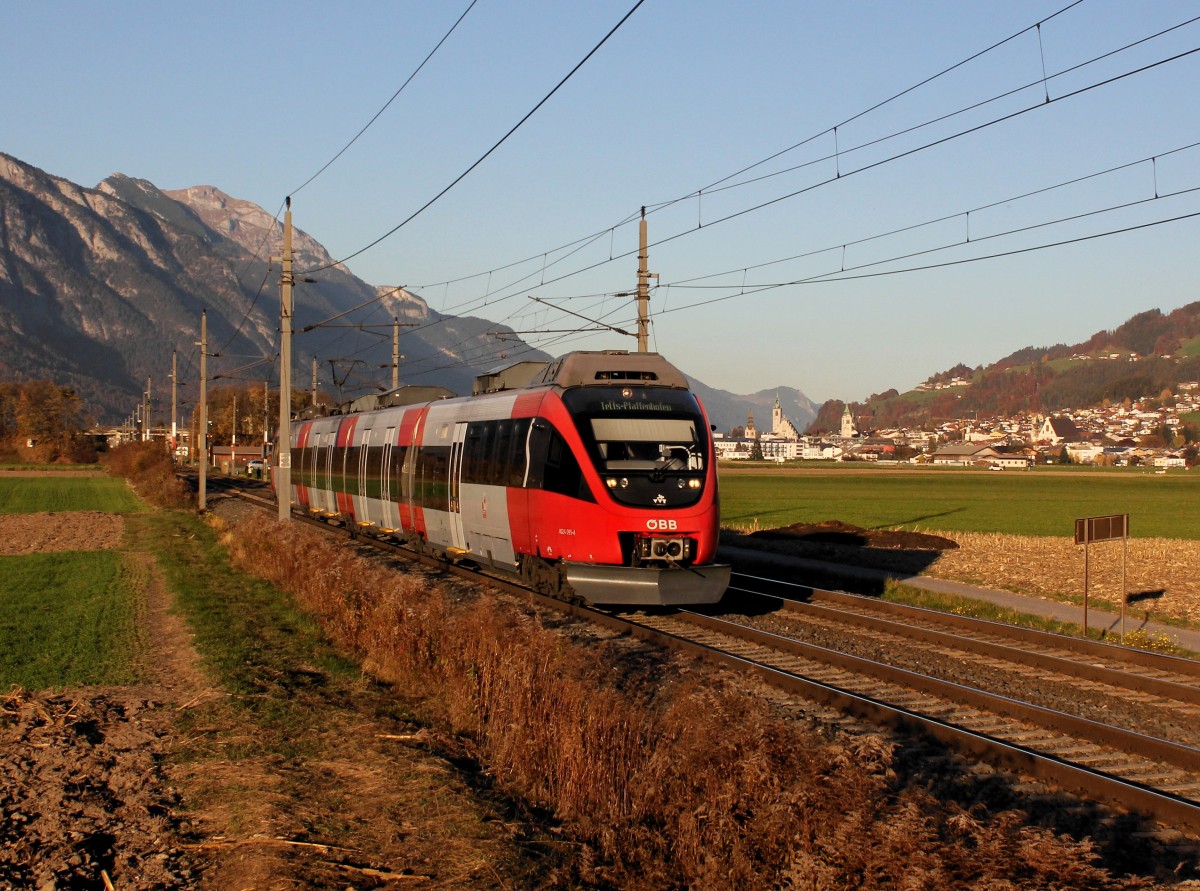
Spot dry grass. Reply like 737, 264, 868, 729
215, 517, 1156, 890
928, 531, 1200, 625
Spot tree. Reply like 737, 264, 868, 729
1, 380, 93, 462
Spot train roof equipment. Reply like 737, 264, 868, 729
529, 350, 690, 390
472, 360, 551, 395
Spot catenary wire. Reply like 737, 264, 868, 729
301, 0, 647, 276
388, 19, 1200, 350
289, 0, 480, 198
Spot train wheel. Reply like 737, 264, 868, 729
518, 555, 558, 597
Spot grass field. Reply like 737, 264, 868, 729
0, 472, 148, 689
718, 467, 1200, 539
0, 550, 147, 688
0, 475, 144, 514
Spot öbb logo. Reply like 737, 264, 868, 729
646, 519, 678, 531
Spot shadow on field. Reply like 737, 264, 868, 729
717, 519, 957, 598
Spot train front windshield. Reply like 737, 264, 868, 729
563, 387, 710, 508
590, 418, 704, 473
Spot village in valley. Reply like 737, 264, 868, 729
715, 380, 1200, 470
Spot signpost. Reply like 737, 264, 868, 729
1074, 514, 1129, 640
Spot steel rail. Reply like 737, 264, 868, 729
732, 570, 1200, 679
678, 609, 1200, 773
724, 578, 1200, 706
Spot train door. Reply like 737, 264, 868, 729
381, 426, 397, 530
448, 421, 467, 551
381, 429, 396, 506
357, 426, 373, 526
324, 431, 335, 493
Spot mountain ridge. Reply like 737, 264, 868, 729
0, 151, 823, 432
0, 153, 555, 422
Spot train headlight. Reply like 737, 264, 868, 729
688, 479, 701, 489
620, 478, 629, 488
606, 477, 618, 488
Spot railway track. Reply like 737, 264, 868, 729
207, 477, 1200, 840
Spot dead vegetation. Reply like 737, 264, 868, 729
219, 516, 1168, 890
928, 531, 1200, 625
101, 441, 190, 509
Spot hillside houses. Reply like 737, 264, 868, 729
715, 382, 1200, 468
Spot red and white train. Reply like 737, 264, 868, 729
278, 350, 729, 606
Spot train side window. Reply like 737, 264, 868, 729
415, 446, 450, 509
493, 419, 513, 487
507, 418, 531, 487
390, 444, 408, 499
464, 423, 485, 484
530, 421, 594, 503
340, 442, 353, 495
318, 433, 330, 478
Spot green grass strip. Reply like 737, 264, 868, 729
127, 513, 359, 729
0, 476, 144, 514
0, 550, 148, 689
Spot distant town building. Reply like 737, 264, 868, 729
1035, 415, 1083, 444
771, 394, 803, 440
841, 405, 856, 439
929, 443, 1003, 465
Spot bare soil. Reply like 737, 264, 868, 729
0, 511, 125, 555
749, 518, 958, 552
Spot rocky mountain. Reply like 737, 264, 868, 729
0, 153, 550, 423
809, 301, 1200, 433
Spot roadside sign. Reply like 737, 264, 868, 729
1074, 514, 1128, 545
1074, 513, 1130, 642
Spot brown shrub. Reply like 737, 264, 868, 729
101, 441, 190, 509
220, 517, 1151, 890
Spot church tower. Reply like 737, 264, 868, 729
840, 405, 856, 439
772, 393, 783, 436
744, 410, 757, 441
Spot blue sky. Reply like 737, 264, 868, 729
3, 1, 1199, 402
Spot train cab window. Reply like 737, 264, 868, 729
590, 417, 704, 474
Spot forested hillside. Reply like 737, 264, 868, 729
808, 301, 1200, 433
